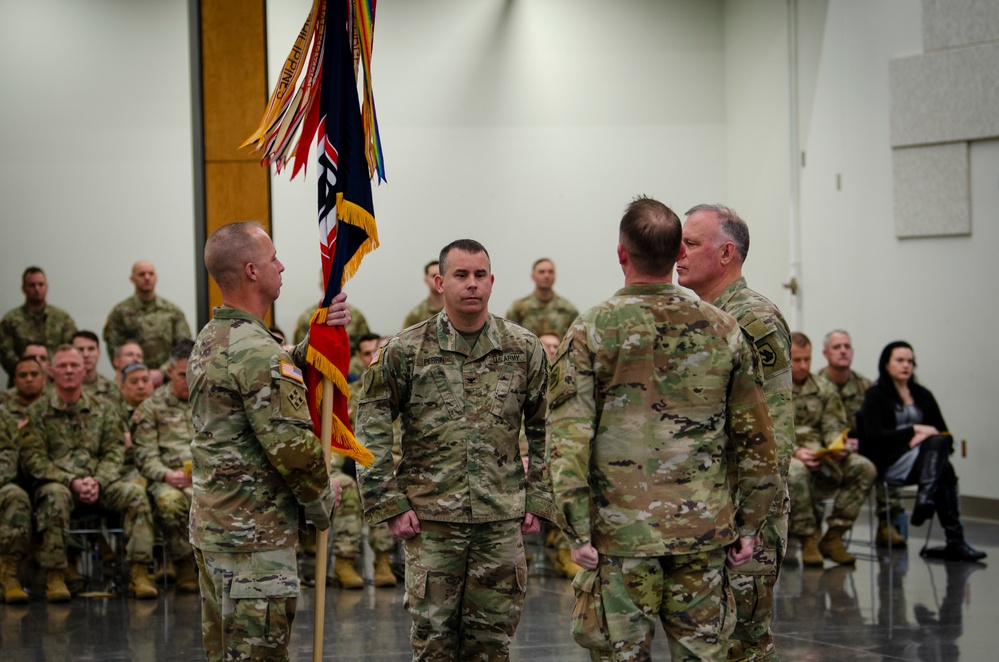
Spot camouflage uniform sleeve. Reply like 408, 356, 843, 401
546, 327, 597, 547
19, 416, 75, 486
133, 400, 169, 482
0, 419, 17, 486
102, 305, 125, 360
820, 383, 849, 448
238, 350, 331, 509
355, 341, 411, 524
172, 308, 192, 346
0, 315, 16, 376
57, 310, 78, 345
726, 333, 780, 538
523, 339, 555, 520
94, 406, 126, 489
505, 301, 522, 325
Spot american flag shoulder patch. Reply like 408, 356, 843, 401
280, 361, 305, 384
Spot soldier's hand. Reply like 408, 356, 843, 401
164, 470, 191, 489
521, 513, 540, 535
794, 448, 820, 471
726, 536, 758, 568
325, 292, 351, 327
570, 543, 599, 570
388, 510, 421, 540
332, 476, 342, 510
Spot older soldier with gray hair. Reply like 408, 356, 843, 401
357, 238, 555, 660
548, 196, 778, 660
677, 203, 794, 662
188, 221, 346, 661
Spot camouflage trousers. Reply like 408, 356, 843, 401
332, 470, 394, 557
0, 482, 31, 558
149, 482, 192, 562
403, 518, 527, 661
592, 549, 735, 662
727, 486, 789, 662
195, 546, 299, 662
875, 484, 904, 521
787, 453, 877, 537
33, 478, 155, 569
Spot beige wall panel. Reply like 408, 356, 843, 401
923, 0, 999, 51
890, 43, 999, 147
892, 142, 970, 238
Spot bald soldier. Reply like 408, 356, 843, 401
188, 221, 346, 661
103, 260, 192, 384
677, 203, 794, 662
547, 197, 778, 660
357, 239, 555, 660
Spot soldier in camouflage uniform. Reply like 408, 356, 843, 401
547, 197, 779, 662
1, 267, 77, 386
134, 339, 198, 592
817, 329, 905, 548
788, 333, 876, 567
505, 258, 579, 339
402, 260, 444, 329
189, 222, 344, 662
19, 345, 159, 602
0, 414, 31, 603
0, 355, 47, 418
330, 333, 396, 590
103, 261, 192, 384
111, 340, 144, 384
677, 204, 794, 662
356, 239, 555, 661
72, 331, 121, 404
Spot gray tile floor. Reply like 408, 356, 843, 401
1, 510, 995, 660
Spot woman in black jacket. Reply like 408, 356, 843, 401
860, 340, 985, 562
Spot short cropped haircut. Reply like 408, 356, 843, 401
22, 266, 44, 285
822, 329, 850, 349
14, 356, 42, 372
357, 332, 381, 347
114, 339, 143, 360
685, 204, 750, 262
169, 338, 195, 365
439, 239, 490, 275
619, 196, 682, 277
51, 344, 79, 358
204, 221, 266, 291
790, 332, 812, 349
121, 362, 149, 378
532, 257, 553, 270
72, 330, 100, 345
424, 260, 439, 275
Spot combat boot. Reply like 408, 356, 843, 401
154, 556, 176, 584
875, 518, 906, 548
175, 558, 200, 593
46, 570, 72, 603
800, 533, 824, 567
1, 556, 28, 604
331, 556, 364, 589
818, 527, 856, 565
128, 563, 159, 599
373, 552, 397, 588
554, 547, 584, 579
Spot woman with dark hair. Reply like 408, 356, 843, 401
859, 341, 985, 562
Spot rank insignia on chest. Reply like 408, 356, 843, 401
286, 388, 306, 411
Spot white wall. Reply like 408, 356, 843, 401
2, 0, 995, 500
797, 1, 999, 499
0, 0, 195, 374
267, 0, 730, 338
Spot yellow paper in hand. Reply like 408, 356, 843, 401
814, 429, 849, 458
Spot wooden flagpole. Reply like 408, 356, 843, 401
313, 378, 334, 662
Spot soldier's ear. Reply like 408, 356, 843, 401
616, 243, 628, 266
719, 241, 736, 265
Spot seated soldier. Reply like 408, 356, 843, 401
0, 355, 47, 418
19, 345, 158, 601
135, 341, 198, 592
788, 332, 876, 566
0, 414, 31, 603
